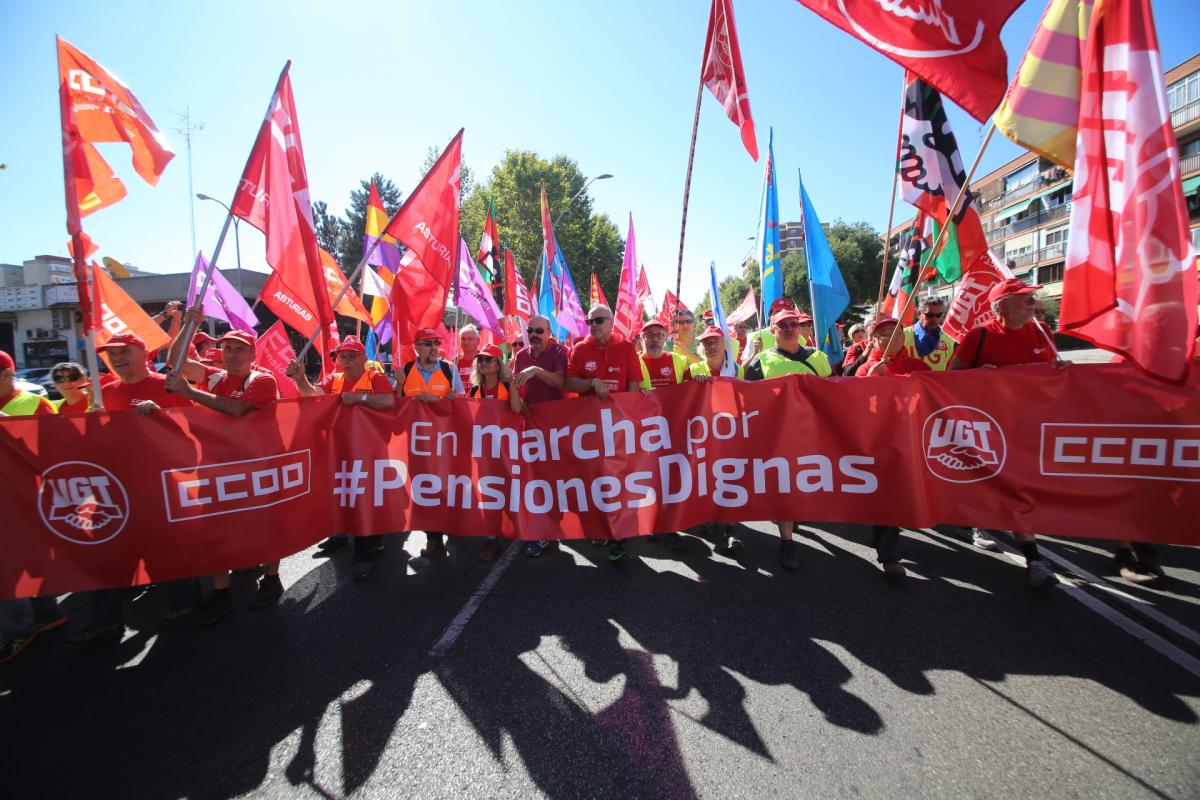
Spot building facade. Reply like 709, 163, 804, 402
887, 52, 1200, 314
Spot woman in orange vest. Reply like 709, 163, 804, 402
467, 344, 511, 400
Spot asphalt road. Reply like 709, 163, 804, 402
3, 523, 1198, 799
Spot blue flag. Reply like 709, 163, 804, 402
365, 326, 378, 362
708, 261, 733, 366
799, 172, 849, 363
758, 128, 782, 314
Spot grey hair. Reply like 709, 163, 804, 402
459, 324, 479, 337
588, 303, 613, 318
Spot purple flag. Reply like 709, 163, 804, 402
187, 252, 259, 333
453, 238, 503, 335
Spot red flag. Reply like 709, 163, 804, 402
701, 0, 758, 160
57, 36, 174, 225
477, 200, 500, 283
942, 251, 1016, 343
636, 265, 654, 308
726, 286, 758, 327
794, 1, 1023, 122
503, 248, 534, 344
319, 248, 372, 325
230, 63, 335, 363
384, 129, 464, 345
254, 321, 301, 399
657, 290, 688, 327
1061, 0, 1197, 382
589, 272, 610, 309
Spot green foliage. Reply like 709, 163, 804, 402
461, 150, 623, 304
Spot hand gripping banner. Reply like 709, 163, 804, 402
2, 363, 1197, 599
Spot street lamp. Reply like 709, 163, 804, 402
195, 193, 243, 296
553, 173, 612, 229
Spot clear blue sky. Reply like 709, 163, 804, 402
1, 0, 1196, 308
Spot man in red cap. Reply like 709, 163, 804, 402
287, 335, 396, 579
638, 319, 689, 390
165, 311, 285, 620
743, 303, 832, 572
98, 333, 194, 415
397, 327, 462, 556
861, 317, 932, 377
949, 278, 1063, 589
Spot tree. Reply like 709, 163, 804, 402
460, 150, 623, 306
336, 173, 404, 275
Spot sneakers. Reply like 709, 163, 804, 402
421, 533, 445, 557
314, 536, 348, 556
881, 561, 907, 579
68, 623, 125, 645
1026, 559, 1056, 589
193, 590, 233, 627
779, 540, 801, 571
971, 529, 999, 551
478, 538, 505, 562
1113, 549, 1158, 584
608, 540, 628, 562
251, 575, 284, 608
526, 540, 552, 558
1132, 542, 1166, 578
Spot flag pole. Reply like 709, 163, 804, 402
875, 72, 910, 315
295, 235, 384, 361
882, 121, 997, 356
675, 80, 705, 305
171, 211, 234, 371
77, 246, 105, 410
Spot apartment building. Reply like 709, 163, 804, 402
887, 52, 1200, 312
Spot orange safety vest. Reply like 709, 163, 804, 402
468, 381, 510, 400
330, 368, 385, 394
401, 360, 454, 398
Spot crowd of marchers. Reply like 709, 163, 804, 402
0, 277, 1180, 661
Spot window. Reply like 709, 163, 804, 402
1167, 72, 1200, 112
1044, 227, 1069, 247
1038, 262, 1064, 284
1182, 138, 1200, 158
1192, 227, 1200, 252
1003, 161, 1038, 193
1006, 242, 1034, 258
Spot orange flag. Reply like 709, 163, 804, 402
319, 248, 372, 325
58, 36, 173, 224
589, 272, 610, 309
91, 262, 171, 354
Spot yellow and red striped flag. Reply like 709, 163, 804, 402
994, 0, 1095, 169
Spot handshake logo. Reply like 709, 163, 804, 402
38, 462, 130, 544
922, 406, 1006, 484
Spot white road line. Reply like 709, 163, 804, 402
429, 541, 518, 658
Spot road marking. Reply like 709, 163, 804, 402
429, 541, 518, 658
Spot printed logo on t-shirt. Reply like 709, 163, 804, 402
660, 367, 671, 376
585, 360, 597, 371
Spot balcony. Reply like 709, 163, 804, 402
983, 166, 1072, 209
986, 202, 1073, 243
1172, 99, 1200, 130
1181, 151, 1200, 177
1003, 243, 1068, 271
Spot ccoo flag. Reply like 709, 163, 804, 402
799, 172, 849, 362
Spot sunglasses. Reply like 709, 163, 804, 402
52, 373, 81, 382
526, 327, 546, 335
588, 317, 610, 326
922, 311, 944, 318
416, 340, 439, 347
477, 356, 498, 364
776, 322, 802, 331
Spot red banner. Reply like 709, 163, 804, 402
2, 364, 1197, 599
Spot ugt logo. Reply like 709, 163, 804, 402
922, 405, 1006, 483
37, 461, 130, 544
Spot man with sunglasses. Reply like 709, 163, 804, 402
903, 296, 956, 371
743, 305, 831, 571
638, 319, 689, 389
397, 328, 463, 557
566, 304, 644, 561
511, 314, 569, 407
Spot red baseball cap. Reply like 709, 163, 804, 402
769, 297, 797, 313
988, 278, 1041, 304
869, 315, 900, 335
474, 344, 504, 360
641, 320, 667, 332
413, 328, 442, 342
217, 330, 256, 349
97, 333, 146, 351
331, 335, 366, 355
698, 325, 725, 341
193, 331, 213, 344
770, 307, 801, 326
0, 350, 13, 371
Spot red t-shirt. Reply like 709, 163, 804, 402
0, 391, 56, 415
456, 353, 476, 387
956, 320, 1056, 368
567, 336, 643, 395
102, 373, 194, 412
204, 367, 279, 409
318, 369, 393, 395
57, 395, 91, 414
641, 353, 682, 389
861, 353, 932, 376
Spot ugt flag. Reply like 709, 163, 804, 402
799, 173, 849, 362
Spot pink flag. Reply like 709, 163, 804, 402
726, 286, 757, 327
1061, 0, 1197, 381
254, 321, 301, 399
187, 251, 258, 333
613, 213, 640, 337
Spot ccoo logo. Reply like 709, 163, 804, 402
37, 461, 130, 544
922, 405, 1006, 483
